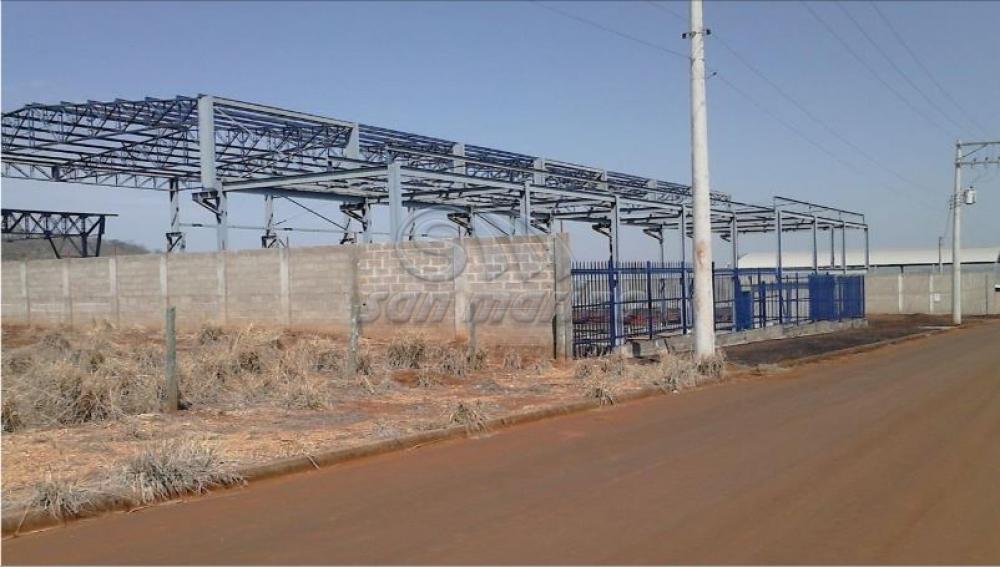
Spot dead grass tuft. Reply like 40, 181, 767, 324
115, 439, 244, 505
573, 351, 629, 381
647, 353, 700, 391
448, 401, 489, 433
696, 350, 727, 381
2, 395, 23, 432
196, 323, 227, 345
499, 348, 525, 370
26, 474, 104, 520
385, 334, 428, 369
633, 350, 727, 392
430, 344, 486, 377
39, 330, 72, 352
585, 382, 616, 405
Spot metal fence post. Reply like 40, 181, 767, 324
607, 258, 617, 350
645, 261, 654, 339
711, 262, 718, 331
758, 277, 767, 328
164, 306, 178, 413
680, 263, 689, 335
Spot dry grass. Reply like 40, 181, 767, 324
0, 324, 356, 430
115, 439, 244, 505
2, 324, 730, 436
572, 349, 727, 394
448, 401, 490, 433
25, 474, 104, 520
499, 348, 526, 370
585, 382, 617, 405
497, 347, 551, 374
696, 350, 727, 381
642, 354, 701, 392
385, 334, 428, 369
12, 439, 244, 520
2, 323, 736, 519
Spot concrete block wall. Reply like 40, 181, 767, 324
288, 246, 353, 328
118, 255, 165, 325
865, 271, 998, 316
358, 240, 456, 338
2, 234, 573, 354
167, 252, 223, 325
461, 235, 567, 349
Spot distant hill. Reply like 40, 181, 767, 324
1, 238, 152, 261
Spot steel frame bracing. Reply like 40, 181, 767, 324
1, 208, 115, 258
2, 94, 868, 268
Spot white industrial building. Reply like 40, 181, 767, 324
738, 246, 1000, 274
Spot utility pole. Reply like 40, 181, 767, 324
951, 141, 962, 325
951, 139, 998, 325
687, 0, 715, 359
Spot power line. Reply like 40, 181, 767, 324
835, 2, 970, 136
643, 0, 686, 23
800, 1, 955, 138
532, 0, 940, 212
531, 1, 687, 60
643, 0, 938, 198
715, 73, 937, 211
536, 2, 851, 174
868, 1, 989, 137
712, 74, 868, 178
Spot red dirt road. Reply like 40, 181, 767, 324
5, 322, 1000, 565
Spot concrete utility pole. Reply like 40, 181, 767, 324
951, 141, 962, 325
950, 139, 998, 325
688, 0, 715, 358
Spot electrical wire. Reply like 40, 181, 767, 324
532, 1, 687, 60
532, 0, 942, 215
835, 2, 971, 136
800, 1, 955, 138
643, 0, 939, 200
869, 1, 990, 138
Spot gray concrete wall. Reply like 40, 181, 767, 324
865, 270, 999, 316
1, 234, 574, 355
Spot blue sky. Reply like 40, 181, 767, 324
2, 1, 998, 260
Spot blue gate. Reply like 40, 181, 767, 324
571, 262, 866, 356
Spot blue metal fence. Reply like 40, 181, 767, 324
571, 261, 865, 356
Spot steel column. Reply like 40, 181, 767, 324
864, 226, 870, 271
362, 201, 373, 243
520, 181, 533, 235
610, 196, 622, 346
167, 178, 185, 252
776, 210, 784, 323
658, 225, 667, 264
388, 160, 403, 242
262, 193, 278, 248
811, 215, 819, 272
841, 221, 847, 274
344, 123, 362, 242
730, 214, 739, 271
197, 95, 226, 251
830, 227, 836, 269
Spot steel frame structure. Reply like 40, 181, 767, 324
2, 94, 869, 269
1, 208, 114, 258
